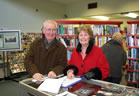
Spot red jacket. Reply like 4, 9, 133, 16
68, 45, 109, 80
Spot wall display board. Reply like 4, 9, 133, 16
0, 30, 21, 51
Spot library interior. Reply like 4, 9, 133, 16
0, 0, 139, 96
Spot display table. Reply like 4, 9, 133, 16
19, 77, 139, 96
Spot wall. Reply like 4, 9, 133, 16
0, 0, 65, 32
65, 0, 139, 18
0, 0, 139, 32
64, 0, 139, 32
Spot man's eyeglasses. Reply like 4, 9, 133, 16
45, 28, 57, 32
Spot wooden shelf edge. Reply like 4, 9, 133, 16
125, 69, 139, 72
126, 80, 139, 84
127, 58, 139, 60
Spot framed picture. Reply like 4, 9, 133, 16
0, 30, 21, 51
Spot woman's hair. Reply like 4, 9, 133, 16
112, 32, 123, 43
76, 25, 94, 40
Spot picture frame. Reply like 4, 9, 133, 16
0, 30, 21, 51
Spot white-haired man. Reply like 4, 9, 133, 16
24, 20, 67, 81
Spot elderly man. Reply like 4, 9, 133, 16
24, 20, 67, 81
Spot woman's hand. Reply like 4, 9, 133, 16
67, 71, 75, 79
48, 71, 56, 78
33, 73, 44, 81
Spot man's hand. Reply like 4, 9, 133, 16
33, 73, 44, 81
48, 71, 56, 78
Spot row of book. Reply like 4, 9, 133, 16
58, 36, 112, 48
127, 60, 139, 71
57, 24, 120, 36
127, 24, 139, 35
127, 48, 139, 59
127, 71, 139, 82
91, 25, 120, 35
67, 50, 73, 61
95, 37, 111, 47
57, 37, 76, 48
127, 36, 139, 47
57, 24, 77, 35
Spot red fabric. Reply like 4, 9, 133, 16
68, 45, 109, 80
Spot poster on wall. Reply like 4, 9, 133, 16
0, 30, 21, 51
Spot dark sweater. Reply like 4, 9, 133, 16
101, 40, 127, 78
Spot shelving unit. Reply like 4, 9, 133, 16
126, 20, 139, 88
8, 33, 41, 74
56, 20, 123, 61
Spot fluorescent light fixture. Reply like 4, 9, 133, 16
91, 16, 109, 20
125, 13, 137, 18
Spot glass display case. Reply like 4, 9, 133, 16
19, 77, 139, 96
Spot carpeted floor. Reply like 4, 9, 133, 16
0, 80, 21, 96
0, 74, 29, 96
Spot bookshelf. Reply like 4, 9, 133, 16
55, 20, 123, 61
126, 20, 139, 87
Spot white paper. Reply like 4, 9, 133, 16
38, 78, 64, 94
32, 74, 64, 82
32, 77, 48, 82
37, 76, 82, 94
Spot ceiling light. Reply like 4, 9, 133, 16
91, 16, 109, 20
125, 13, 137, 18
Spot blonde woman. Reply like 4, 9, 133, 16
64, 25, 109, 80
